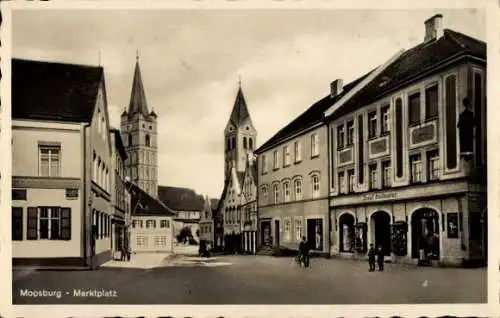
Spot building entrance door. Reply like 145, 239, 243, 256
260, 220, 271, 246
274, 219, 280, 246
371, 211, 391, 256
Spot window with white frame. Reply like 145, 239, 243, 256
283, 145, 291, 166
294, 140, 302, 162
154, 235, 167, 247
409, 92, 421, 126
337, 124, 345, 148
39, 207, 60, 239
368, 111, 377, 138
294, 178, 302, 201
261, 186, 268, 205
261, 155, 268, 174
274, 150, 281, 169
39, 146, 61, 177
410, 154, 423, 183
381, 105, 390, 134
382, 161, 391, 188
273, 184, 280, 204
27, 207, 71, 240
136, 235, 147, 247
284, 217, 292, 241
348, 170, 355, 193
346, 121, 354, 145
311, 174, 320, 198
339, 171, 346, 194
146, 219, 156, 229
311, 134, 319, 157
294, 217, 303, 241
369, 164, 377, 190
425, 85, 439, 120
428, 150, 440, 181
283, 181, 291, 202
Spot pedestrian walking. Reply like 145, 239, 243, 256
376, 244, 384, 271
368, 243, 376, 272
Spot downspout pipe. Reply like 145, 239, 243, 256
83, 123, 91, 268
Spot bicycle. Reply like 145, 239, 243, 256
294, 253, 311, 268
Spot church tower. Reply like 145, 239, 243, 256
120, 53, 158, 198
224, 81, 257, 181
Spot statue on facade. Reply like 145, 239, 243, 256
457, 97, 476, 155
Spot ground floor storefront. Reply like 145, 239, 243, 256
258, 198, 330, 256
330, 180, 487, 267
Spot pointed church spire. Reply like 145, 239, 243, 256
229, 80, 251, 126
127, 52, 150, 117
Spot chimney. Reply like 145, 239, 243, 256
330, 79, 343, 98
424, 14, 443, 42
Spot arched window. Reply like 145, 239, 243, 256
145, 134, 151, 147
226, 138, 230, 151
260, 186, 268, 205
231, 136, 235, 150
294, 178, 302, 201
311, 174, 320, 198
249, 138, 253, 150
128, 134, 132, 146
273, 184, 280, 204
243, 137, 247, 149
283, 181, 291, 202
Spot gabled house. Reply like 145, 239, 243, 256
219, 161, 245, 253
109, 129, 130, 259
199, 196, 219, 248
127, 181, 176, 253
325, 14, 487, 267
158, 186, 204, 243
11, 58, 114, 268
240, 154, 258, 254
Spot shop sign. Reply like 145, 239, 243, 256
66, 188, 79, 199
447, 212, 459, 238
363, 192, 397, 201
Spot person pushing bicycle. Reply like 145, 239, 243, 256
298, 236, 310, 266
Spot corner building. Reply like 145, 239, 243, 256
327, 15, 487, 267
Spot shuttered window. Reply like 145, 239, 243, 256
27, 207, 38, 240
12, 207, 23, 241
61, 208, 71, 240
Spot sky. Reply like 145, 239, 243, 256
12, 8, 485, 198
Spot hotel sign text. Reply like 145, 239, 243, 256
363, 192, 397, 201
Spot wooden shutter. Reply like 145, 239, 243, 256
12, 207, 23, 241
61, 208, 71, 240
27, 207, 38, 240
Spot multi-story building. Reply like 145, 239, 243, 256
240, 155, 258, 254
109, 129, 130, 259
326, 14, 487, 267
199, 196, 220, 248
120, 54, 158, 198
158, 186, 204, 242
254, 82, 357, 256
128, 181, 175, 253
11, 58, 114, 268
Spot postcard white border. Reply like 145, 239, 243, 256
1, 0, 499, 317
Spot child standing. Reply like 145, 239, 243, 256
368, 243, 376, 272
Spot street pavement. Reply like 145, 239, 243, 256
12, 255, 486, 305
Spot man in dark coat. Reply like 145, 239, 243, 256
376, 244, 385, 271
368, 243, 376, 272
